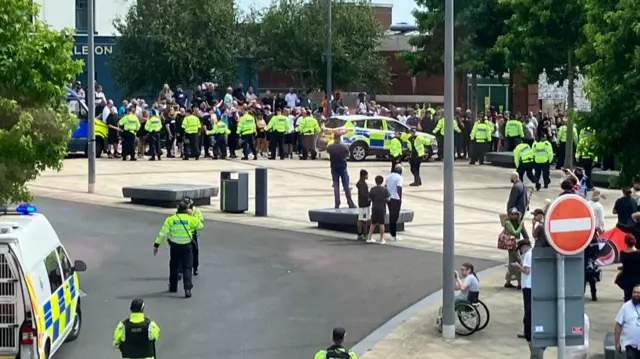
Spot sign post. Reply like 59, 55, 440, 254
533, 194, 595, 358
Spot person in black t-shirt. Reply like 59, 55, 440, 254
232, 83, 246, 104
614, 187, 637, 231
355, 170, 370, 241
106, 107, 120, 158
367, 175, 391, 244
175, 107, 186, 157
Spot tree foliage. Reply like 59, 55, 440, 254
112, 0, 238, 97
250, 0, 389, 91
0, 0, 82, 204
400, 0, 511, 78
581, 0, 640, 184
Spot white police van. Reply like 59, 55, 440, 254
0, 204, 87, 359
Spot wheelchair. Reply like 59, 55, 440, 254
436, 292, 490, 336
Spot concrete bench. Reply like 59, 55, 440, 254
484, 152, 516, 168
604, 331, 625, 359
122, 184, 219, 208
308, 208, 415, 234
591, 170, 620, 188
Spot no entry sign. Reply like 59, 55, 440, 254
544, 194, 596, 255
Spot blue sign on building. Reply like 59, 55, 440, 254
73, 35, 122, 104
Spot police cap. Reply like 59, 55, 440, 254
130, 298, 145, 312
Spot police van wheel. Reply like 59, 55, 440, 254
349, 142, 368, 162
65, 307, 82, 342
425, 147, 434, 161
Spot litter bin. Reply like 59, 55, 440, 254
220, 171, 249, 213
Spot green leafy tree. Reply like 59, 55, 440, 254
581, 0, 640, 183
250, 0, 389, 91
0, 0, 82, 205
401, 0, 511, 114
112, 0, 238, 97
497, 0, 585, 168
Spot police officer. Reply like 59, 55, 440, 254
503, 115, 524, 151
153, 200, 203, 297
113, 298, 160, 359
469, 116, 491, 165
556, 123, 579, 169
407, 129, 428, 186
145, 110, 163, 161
181, 108, 201, 160
513, 142, 540, 190
206, 117, 231, 159
118, 107, 141, 161
296, 109, 320, 160
314, 327, 358, 359
266, 107, 289, 160
576, 127, 596, 190
431, 113, 461, 160
532, 134, 554, 188
389, 131, 403, 172
237, 109, 258, 160
182, 196, 204, 276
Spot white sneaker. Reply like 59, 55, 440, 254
380, 239, 387, 244
366, 238, 375, 243
391, 236, 402, 241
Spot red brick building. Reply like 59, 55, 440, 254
257, 4, 536, 113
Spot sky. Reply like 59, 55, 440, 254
236, 0, 416, 24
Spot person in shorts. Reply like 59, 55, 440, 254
367, 175, 391, 244
356, 169, 370, 241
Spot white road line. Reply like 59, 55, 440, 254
549, 218, 592, 233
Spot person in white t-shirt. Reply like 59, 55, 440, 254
614, 284, 640, 356
285, 89, 298, 108
385, 164, 404, 242
588, 190, 606, 232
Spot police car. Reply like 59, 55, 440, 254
0, 204, 87, 359
317, 115, 438, 161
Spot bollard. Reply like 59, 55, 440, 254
255, 167, 268, 217
220, 171, 232, 211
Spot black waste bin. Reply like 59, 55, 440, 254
220, 171, 249, 213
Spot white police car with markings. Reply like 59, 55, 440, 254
0, 204, 87, 359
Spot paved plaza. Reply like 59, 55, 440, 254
30, 157, 625, 358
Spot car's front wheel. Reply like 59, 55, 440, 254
349, 142, 368, 161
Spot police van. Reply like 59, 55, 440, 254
0, 204, 87, 359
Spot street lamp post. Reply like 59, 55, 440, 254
326, 0, 332, 105
87, 0, 96, 193
441, 0, 456, 340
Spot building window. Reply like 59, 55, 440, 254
76, 0, 90, 33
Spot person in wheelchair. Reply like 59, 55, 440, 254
455, 262, 480, 302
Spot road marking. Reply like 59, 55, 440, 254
549, 218, 592, 233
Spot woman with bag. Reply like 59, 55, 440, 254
502, 208, 523, 289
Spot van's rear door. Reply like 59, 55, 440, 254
0, 244, 23, 356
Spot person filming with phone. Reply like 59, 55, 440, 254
454, 262, 480, 302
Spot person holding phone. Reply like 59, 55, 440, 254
454, 262, 480, 302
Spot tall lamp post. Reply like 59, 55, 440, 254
87, 0, 96, 193
441, 0, 456, 340
325, 0, 332, 106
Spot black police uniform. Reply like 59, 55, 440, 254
119, 319, 155, 359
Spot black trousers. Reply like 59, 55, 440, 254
626, 347, 640, 359
534, 163, 551, 186
603, 155, 615, 171
202, 134, 213, 155
409, 157, 422, 185
388, 199, 401, 237
241, 134, 256, 158
184, 133, 199, 159
121, 131, 136, 159
390, 155, 401, 172
165, 133, 174, 156
584, 272, 597, 298
523, 287, 532, 341
436, 134, 444, 159
270, 132, 285, 159
300, 134, 317, 159
556, 142, 566, 168
214, 135, 227, 159
470, 141, 488, 164
228, 132, 238, 157
517, 162, 538, 183
504, 137, 520, 152
523, 138, 534, 147
579, 158, 594, 189
169, 242, 193, 291
192, 233, 199, 270
147, 132, 161, 159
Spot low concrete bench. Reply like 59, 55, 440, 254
591, 170, 620, 188
604, 331, 625, 359
484, 152, 515, 168
308, 208, 415, 234
122, 184, 219, 208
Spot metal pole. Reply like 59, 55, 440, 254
325, 0, 332, 107
557, 254, 566, 359
255, 168, 268, 217
441, 0, 456, 340
87, 0, 96, 193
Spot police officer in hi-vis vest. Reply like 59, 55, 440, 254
113, 298, 160, 359
314, 327, 358, 359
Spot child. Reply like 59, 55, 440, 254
367, 175, 391, 244
356, 170, 370, 241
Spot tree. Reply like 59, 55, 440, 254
250, 0, 389, 92
111, 0, 238, 97
401, 0, 511, 114
497, 0, 586, 168
0, 0, 82, 205
581, 0, 640, 184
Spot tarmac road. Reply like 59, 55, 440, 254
35, 197, 498, 359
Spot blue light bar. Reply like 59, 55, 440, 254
15, 204, 37, 214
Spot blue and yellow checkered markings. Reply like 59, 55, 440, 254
42, 275, 77, 344
370, 139, 384, 148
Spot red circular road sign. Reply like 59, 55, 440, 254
544, 194, 596, 255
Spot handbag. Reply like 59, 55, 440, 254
497, 230, 517, 250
